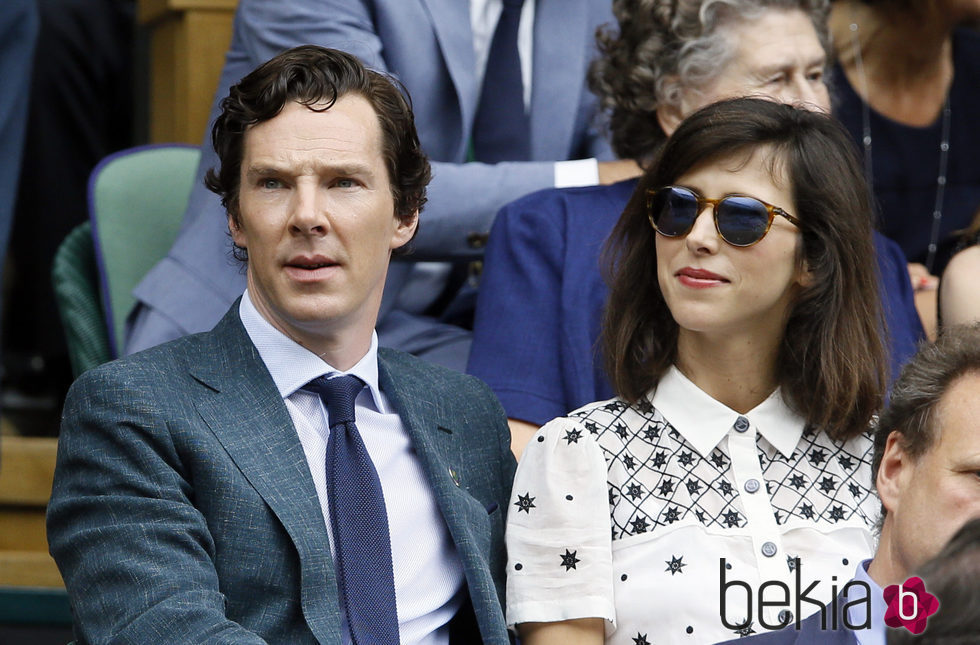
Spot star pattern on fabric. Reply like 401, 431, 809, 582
560, 549, 580, 571
627, 483, 644, 500
808, 448, 827, 466
631, 516, 650, 534
665, 555, 687, 575
819, 476, 837, 493
633, 634, 651, 645
603, 401, 627, 413
643, 424, 661, 441
636, 399, 654, 415
787, 555, 798, 572
735, 622, 756, 637
710, 450, 728, 469
614, 423, 629, 440
514, 492, 536, 514
566, 394, 876, 540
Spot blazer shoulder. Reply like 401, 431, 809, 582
379, 347, 492, 392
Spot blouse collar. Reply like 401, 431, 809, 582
649, 366, 805, 459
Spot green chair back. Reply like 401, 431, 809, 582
51, 222, 112, 377
89, 144, 200, 356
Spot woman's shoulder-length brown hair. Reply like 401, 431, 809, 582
601, 97, 887, 441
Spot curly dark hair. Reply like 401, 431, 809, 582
602, 98, 887, 441
205, 45, 431, 261
589, 0, 830, 161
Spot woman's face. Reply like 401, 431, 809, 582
687, 9, 831, 115
655, 147, 810, 343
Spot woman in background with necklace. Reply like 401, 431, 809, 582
828, 0, 980, 338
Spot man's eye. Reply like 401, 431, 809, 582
335, 178, 356, 188
807, 69, 824, 83
261, 178, 282, 189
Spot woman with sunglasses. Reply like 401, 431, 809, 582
505, 98, 887, 644
467, 0, 923, 459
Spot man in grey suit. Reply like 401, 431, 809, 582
47, 46, 516, 645
125, 0, 639, 371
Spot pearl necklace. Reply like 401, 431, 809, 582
848, 20, 952, 273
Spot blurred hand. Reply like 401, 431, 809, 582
908, 262, 939, 292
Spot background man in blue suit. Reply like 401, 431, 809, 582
719, 322, 980, 644
126, 0, 639, 371
47, 46, 517, 644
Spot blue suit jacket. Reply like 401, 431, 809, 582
127, 0, 615, 358
48, 305, 517, 644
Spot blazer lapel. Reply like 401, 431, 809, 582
530, 0, 589, 157
188, 307, 342, 642
376, 351, 496, 590
420, 0, 479, 137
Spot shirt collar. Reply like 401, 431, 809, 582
238, 290, 386, 412
851, 559, 887, 645
650, 365, 805, 459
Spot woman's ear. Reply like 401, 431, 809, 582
798, 259, 815, 288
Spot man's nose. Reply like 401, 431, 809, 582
289, 183, 328, 234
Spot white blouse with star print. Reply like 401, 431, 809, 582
506, 367, 879, 645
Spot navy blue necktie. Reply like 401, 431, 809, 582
472, 0, 530, 162
304, 374, 400, 645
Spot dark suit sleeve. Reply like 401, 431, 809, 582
46, 364, 269, 645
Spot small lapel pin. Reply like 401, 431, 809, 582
449, 467, 461, 487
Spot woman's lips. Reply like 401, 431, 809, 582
676, 267, 728, 288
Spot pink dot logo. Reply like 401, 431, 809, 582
882, 576, 939, 634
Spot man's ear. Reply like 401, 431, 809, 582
228, 212, 246, 248
390, 210, 419, 250
876, 431, 912, 516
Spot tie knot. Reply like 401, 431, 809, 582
304, 374, 365, 428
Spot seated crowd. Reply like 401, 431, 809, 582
44, 0, 980, 643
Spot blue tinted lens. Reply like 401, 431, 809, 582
716, 196, 770, 246
653, 187, 698, 236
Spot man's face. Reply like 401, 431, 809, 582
881, 372, 980, 577
231, 96, 416, 354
